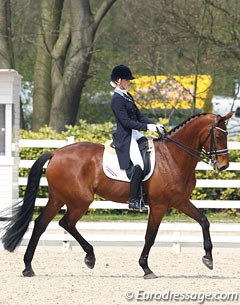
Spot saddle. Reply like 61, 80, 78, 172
103, 137, 155, 183
108, 136, 151, 179
107, 137, 152, 205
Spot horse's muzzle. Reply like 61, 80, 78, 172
217, 164, 229, 171
211, 158, 229, 171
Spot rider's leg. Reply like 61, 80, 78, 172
128, 165, 148, 211
128, 133, 147, 211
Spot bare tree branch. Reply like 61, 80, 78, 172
93, 0, 117, 33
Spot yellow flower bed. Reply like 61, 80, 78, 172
129, 75, 213, 111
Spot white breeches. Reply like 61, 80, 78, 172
129, 130, 144, 170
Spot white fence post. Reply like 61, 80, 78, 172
66, 136, 75, 145
62, 230, 72, 252
173, 231, 181, 254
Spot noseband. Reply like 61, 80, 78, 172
200, 116, 228, 168
162, 115, 228, 167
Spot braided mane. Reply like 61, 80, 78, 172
166, 113, 208, 136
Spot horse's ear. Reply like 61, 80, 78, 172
216, 111, 234, 124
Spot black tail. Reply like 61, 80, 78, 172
1, 151, 52, 252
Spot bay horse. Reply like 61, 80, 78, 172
1, 112, 232, 279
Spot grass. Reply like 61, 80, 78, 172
34, 208, 240, 223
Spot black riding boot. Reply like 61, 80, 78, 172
128, 165, 148, 212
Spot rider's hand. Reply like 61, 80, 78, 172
156, 124, 166, 135
147, 124, 157, 132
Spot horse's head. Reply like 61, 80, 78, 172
201, 112, 233, 171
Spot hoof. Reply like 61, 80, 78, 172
202, 256, 213, 270
22, 269, 35, 277
143, 272, 158, 279
84, 254, 96, 269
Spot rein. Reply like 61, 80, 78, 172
158, 116, 228, 166
162, 136, 210, 164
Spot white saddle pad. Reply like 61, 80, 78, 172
103, 140, 155, 182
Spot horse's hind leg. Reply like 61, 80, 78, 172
23, 196, 62, 277
59, 206, 95, 269
177, 200, 213, 270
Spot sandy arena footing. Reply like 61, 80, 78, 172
0, 245, 240, 305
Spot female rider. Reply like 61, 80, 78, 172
110, 65, 165, 211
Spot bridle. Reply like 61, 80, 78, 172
201, 116, 228, 168
159, 115, 228, 168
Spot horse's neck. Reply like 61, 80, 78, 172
166, 118, 205, 169
171, 117, 205, 148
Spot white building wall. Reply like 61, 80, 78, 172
0, 70, 21, 214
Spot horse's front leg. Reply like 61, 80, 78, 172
178, 200, 213, 270
200, 213, 213, 269
139, 206, 166, 279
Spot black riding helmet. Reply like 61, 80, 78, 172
111, 65, 135, 81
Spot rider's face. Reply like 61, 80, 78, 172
119, 79, 131, 90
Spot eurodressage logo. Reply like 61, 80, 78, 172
124, 289, 239, 303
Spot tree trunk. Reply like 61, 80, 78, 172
0, 0, 27, 128
0, 0, 14, 67
49, 0, 117, 131
49, 0, 94, 131
32, 0, 117, 132
32, 0, 64, 131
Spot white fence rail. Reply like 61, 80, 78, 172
21, 221, 240, 253
15, 138, 240, 250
